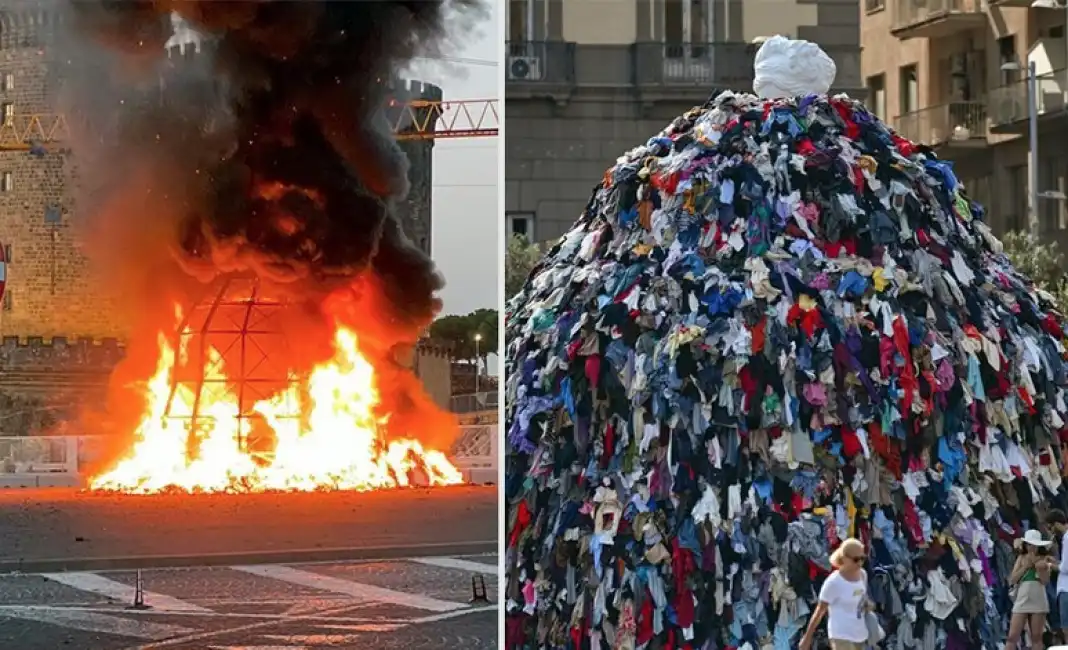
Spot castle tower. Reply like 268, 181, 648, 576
0, 3, 115, 340
389, 78, 441, 258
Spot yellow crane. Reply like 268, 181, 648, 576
0, 98, 500, 151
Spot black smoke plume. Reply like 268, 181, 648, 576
63, 0, 483, 334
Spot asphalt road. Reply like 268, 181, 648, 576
0, 486, 497, 572
0, 554, 498, 649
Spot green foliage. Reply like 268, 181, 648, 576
1001, 231, 1068, 310
506, 235, 543, 299
429, 308, 499, 362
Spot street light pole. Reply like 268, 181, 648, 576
1029, 0, 1068, 236
474, 333, 482, 394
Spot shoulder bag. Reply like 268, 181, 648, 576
863, 571, 886, 647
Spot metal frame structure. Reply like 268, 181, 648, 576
0, 114, 69, 151
163, 276, 300, 454
388, 98, 499, 140
0, 98, 499, 151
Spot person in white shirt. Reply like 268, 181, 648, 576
799, 537, 871, 650
1047, 510, 1068, 646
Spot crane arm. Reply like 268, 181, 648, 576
0, 98, 499, 151
388, 98, 499, 141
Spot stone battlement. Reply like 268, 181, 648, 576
388, 78, 443, 104
0, 2, 64, 50
0, 336, 124, 371
416, 340, 452, 360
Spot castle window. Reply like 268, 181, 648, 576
1, 103, 12, 126
4, 244, 11, 263
3, 291, 12, 312
508, 211, 534, 240
2, 74, 13, 91
2, 172, 12, 193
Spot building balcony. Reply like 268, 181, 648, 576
635, 42, 862, 96
891, 0, 987, 40
894, 101, 989, 150
988, 68, 1068, 135
987, 0, 1033, 6
505, 41, 864, 104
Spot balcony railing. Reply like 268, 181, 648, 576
639, 42, 861, 90
988, 68, 1068, 129
505, 41, 862, 94
654, 42, 755, 86
892, 0, 986, 38
895, 101, 988, 146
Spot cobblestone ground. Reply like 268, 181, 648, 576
0, 555, 498, 649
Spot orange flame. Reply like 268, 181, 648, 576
90, 316, 463, 493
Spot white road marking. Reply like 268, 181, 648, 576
206, 644, 309, 648
261, 635, 362, 644
6, 605, 389, 622
0, 605, 193, 640
209, 647, 310, 650
312, 622, 406, 632
231, 564, 467, 613
410, 604, 498, 624
128, 603, 369, 650
41, 572, 211, 613
409, 556, 499, 575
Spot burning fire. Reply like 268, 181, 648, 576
90, 311, 463, 494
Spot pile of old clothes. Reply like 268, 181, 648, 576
504, 87, 1068, 650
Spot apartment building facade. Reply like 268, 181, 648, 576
505, 0, 864, 243
862, 0, 1068, 241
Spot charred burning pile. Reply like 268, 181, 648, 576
56, 0, 484, 493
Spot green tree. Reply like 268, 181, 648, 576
506, 235, 543, 299
1001, 231, 1068, 310
429, 308, 499, 364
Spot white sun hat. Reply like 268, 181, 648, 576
1023, 529, 1052, 547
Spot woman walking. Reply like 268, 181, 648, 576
799, 537, 873, 650
1006, 529, 1056, 650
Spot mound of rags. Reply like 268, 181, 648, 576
503, 36, 1062, 650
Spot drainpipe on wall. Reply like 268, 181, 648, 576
709, 0, 716, 79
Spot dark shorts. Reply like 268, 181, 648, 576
1058, 592, 1068, 629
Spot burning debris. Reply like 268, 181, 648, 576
89, 278, 463, 493
52, 0, 485, 492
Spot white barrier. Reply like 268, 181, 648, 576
449, 424, 499, 484
0, 436, 80, 475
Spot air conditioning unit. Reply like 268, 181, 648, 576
508, 56, 543, 81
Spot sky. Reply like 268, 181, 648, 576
404, 3, 500, 374
405, 4, 500, 319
